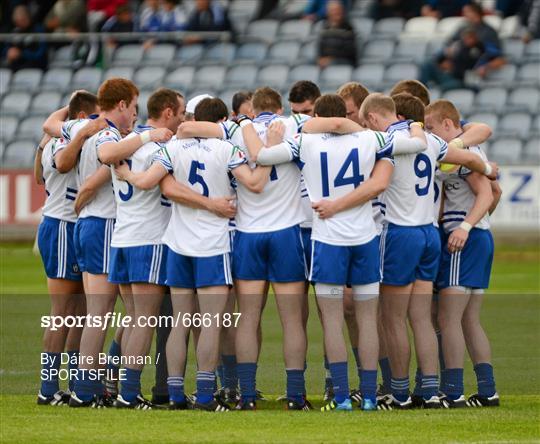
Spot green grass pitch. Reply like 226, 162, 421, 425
1, 242, 539, 443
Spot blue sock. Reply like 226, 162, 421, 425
441, 368, 464, 400
329, 362, 349, 404
237, 362, 257, 402
121, 368, 142, 403
196, 371, 216, 404
436, 330, 445, 371
421, 374, 439, 400
474, 363, 496, 397
286, 369, 305, 403
413, 368, 423, 397
379, 357, 392, 391
222, 355, 237, 390
217, 364, 225, 388
352, 347, 361, 385
73, 369, 95, 402
360, 369, 377, 403
324, 355, 332, 390
67, 350, 79, 392
40, 352, 61, 396
167, 376, 185, 403
391, 377, 410, 402
94, 378, 104, 397
213, 371, 218, 392
107, 340, 121, 375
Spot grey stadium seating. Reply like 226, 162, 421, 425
11, 68, 42, 92
1, 92, 32, 117
0, 116, 18, 142
288, 64, 320, 84
225, 65, 258, 89
256, 64, 289, 89
41, 68, 73, 92
164, 66, 196, 90
19, 116, 47, 142
473, 87, 507, 113
30, 91, 62, 116
3, 139, 36, 168
112, 44, 145, 67
489, 138, 522, 164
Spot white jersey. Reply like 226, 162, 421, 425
155, 136, 247, 257
371, 198, 385, 235
437, 145, 490, 233
226, 112, 309, 233
380, 121, 448, 226
41, 137, 78, 222
285, 130, 394, 246
110, 125, 172, 247
433, 167, 443, 227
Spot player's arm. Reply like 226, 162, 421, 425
239, 116, 285, 162
159, 174, 236, 219
312, 160, 394, 219
302, 117, 364, 134
54, 118, 108, 173
459, 122, 492, 147
231, 164, 271, 193
42, 106, 69, 137
489, 180, 502, 215
33, 134, 51, 185
98, 128, 173, 164
176, 121, 224, 139
447, 172, 493, 253
114, 161, 167, 190
74, 165, 111, 215
389, 123, 428, 155
441, 148, 498, 180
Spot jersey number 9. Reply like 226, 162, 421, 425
414, 153, 432, 197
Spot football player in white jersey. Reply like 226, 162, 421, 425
359, 93, 497, 410
115, 97, 269, 412
256, 94, 432, 411
35, 92, 104, 405
425, 100, 499, 408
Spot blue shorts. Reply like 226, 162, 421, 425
73, 217, 115, 274
166, 249, 232, 289
109, 244, 168, 286
37, 216, 81, 281
380, 223, 441, 286
232, 225, 306, 282
309, 236, 380, 286
437, 228, 494, 290
301, 227, 312, 273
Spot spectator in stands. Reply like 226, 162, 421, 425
2, 4, 47, 71
45, 0, 87, 33
317, 0, 357, 68
421, 0, 471, 19
231, 90, 255, 119
183, 0, 234, 42
160, 0, 188, 31
448, 2, 501, 49
371, 0, 423, 20
520, 0, 540, 42
303, 0, 351, 21
420, 26, 505, 90
88, 0, 128, 31
101, 5, 135, 49
138, 0, 162, 32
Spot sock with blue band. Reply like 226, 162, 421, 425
329, 362, 349, 404
360, 369, 377, 403
413, 368, 423, 397
73, 369, 95, 402
121, 368, 142, 403
421, 374, 439, 400
197, 371, 216, 405
391, 377, 410, 403
237, 362, 257, 403
222, 354, 238, 390
107, 340, 121, 375
40, 351, 61, 397
286, 369, 305, 403
474, 363, 496, 397
167, 376, 185, 403
441, 368, 464, 400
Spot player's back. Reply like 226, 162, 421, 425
41, 137, 78, 222
382, 121, 447, 226
300, 130, 385, 246
161, 137, 242, 256
111, 125, 171, 247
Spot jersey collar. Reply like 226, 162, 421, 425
253, 112, 279, 125
105, 119, 118, 130
386, 120, 410, 134
134, 124, 155, 133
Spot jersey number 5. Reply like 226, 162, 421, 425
189, 161, 209, 197
320, 148, 364, 197
414, 153, 432, 197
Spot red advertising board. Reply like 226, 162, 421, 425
0, 169, 45, 226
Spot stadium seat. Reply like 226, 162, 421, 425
393, 38, 428, 63
193, 66, 227, 89
103, 66, 134, 81
429, 87, 441, 101
0, 68, 12, 95
224, 65, 258, 89
30, 91, 62, 116
320, 65, 353, 89
0, 141, 4, 161
524, 39, 540, 62
245, 20, 280, 42
50, 44, 74, 68
3, 139, 36, 168
256, 65, 289, 89
352, 64, 384, 89
175, 44, 205, 64
134, 66, 166, 89
112, 44, 145, 67
507, 87, 540, 112
11, 68, 42, 92
351, 17, 374, 40
498, 112, 532, 137
298, 40, 317, 63
467, 112, 499, 133
188, 89, 218, 101
0, 92, 32, 117
0, 116, 18, 142
489, 138, 522, 164
517, 63, 540, 86
532, 114, 540, 136
18, 116, 47, 142
402, 16, 438, 37
143, 44, 176, 65
71, 67, 102, 91
361, 39, 395, 62
473, 87, 507, 113
137, 89, 153, 119
499, 15, 520, 39
267, 41, 301, 64
502, 39, 525, 62
219, 89, 239, 111
443, 88, 475, 111
372, 17, 405, 37
523, 138, 540, 163
41, 68, 73, 92
427, 37, 445, 57
483, 64, 517, 86
164, 66, 196, 91
229, 0, 261, 33
383, 63, 419, 85
288, 64, 320, 84
278, 20, 312, 41
436, 17, 465, 38
234, 42, 268, 63
200, 42, 236, 65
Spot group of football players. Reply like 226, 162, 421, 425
34, 73, 502, 412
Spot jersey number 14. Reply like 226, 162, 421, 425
320, 148, 364, 197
